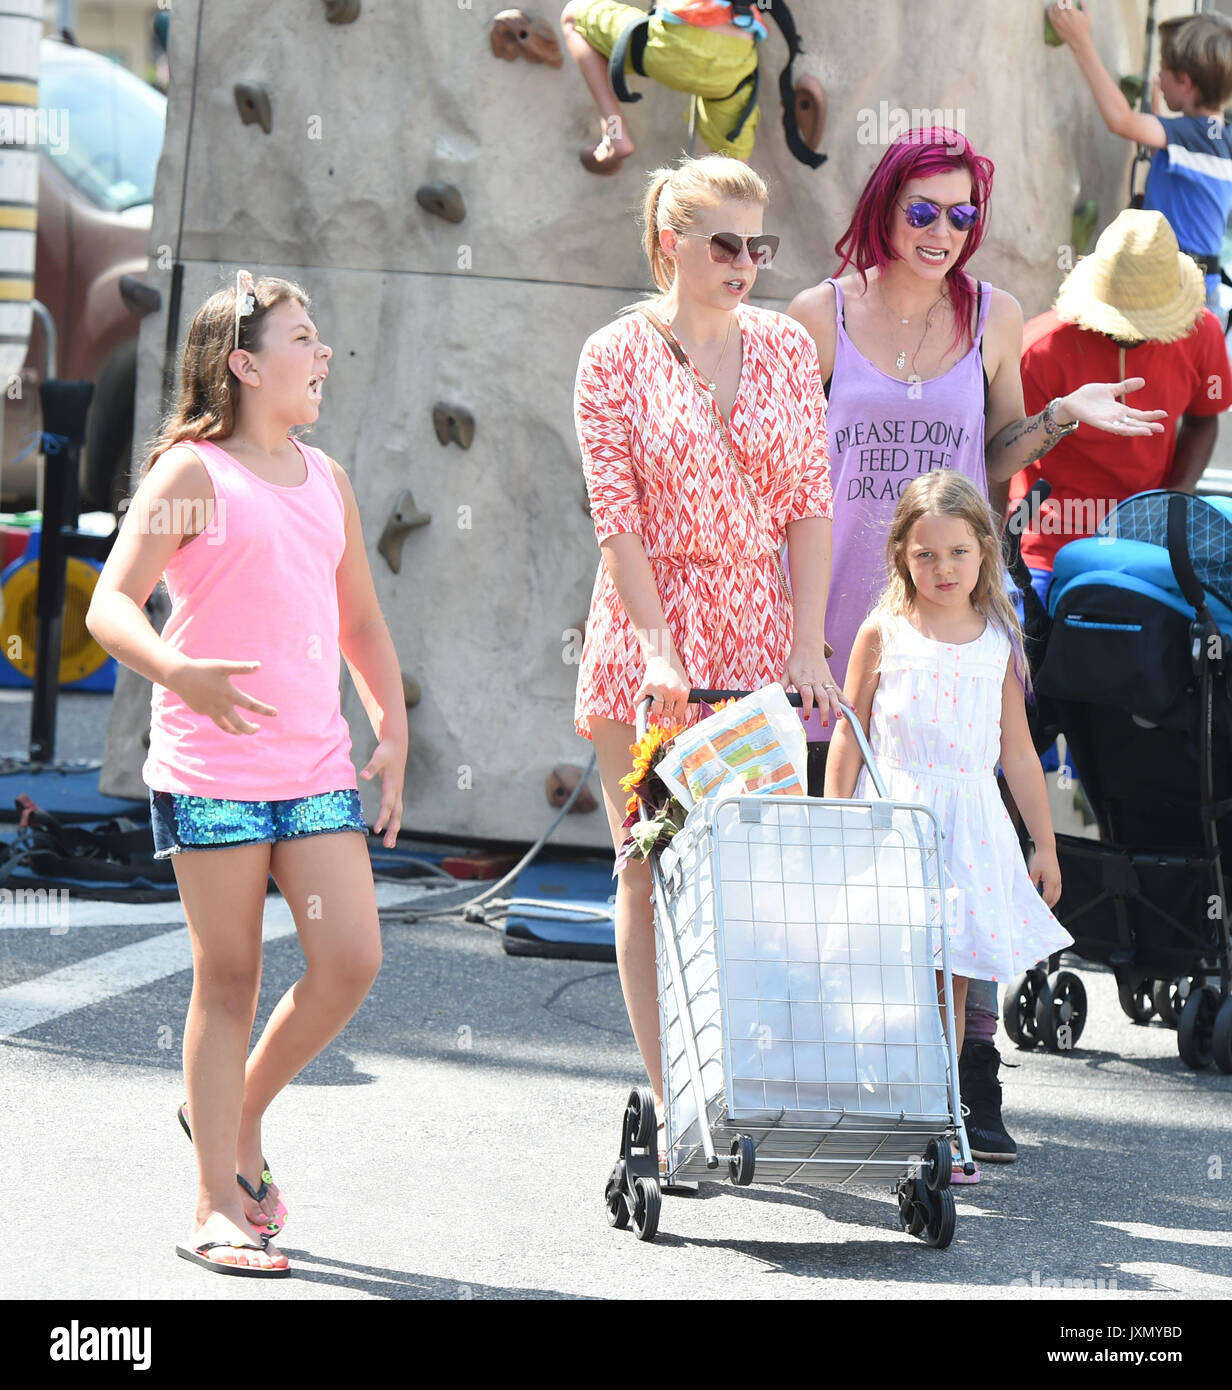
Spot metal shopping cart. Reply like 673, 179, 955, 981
604, 689, 975, 1248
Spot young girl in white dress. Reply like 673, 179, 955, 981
824, 470, 1072, 1181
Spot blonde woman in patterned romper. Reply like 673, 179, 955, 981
825, 470, 1073, 1180
574, 155, 839, 1150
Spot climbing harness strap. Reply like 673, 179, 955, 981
607, 1, 824, 167
609, 12, 651, 104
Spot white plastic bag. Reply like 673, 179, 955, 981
656, 683, 808, 811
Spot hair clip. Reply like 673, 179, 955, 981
234, 269, 256, 349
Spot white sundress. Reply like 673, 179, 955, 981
852, 613, 1074, 982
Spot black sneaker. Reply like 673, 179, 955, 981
959, 1039, 1017, 1162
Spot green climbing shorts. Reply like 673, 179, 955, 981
572, 0, 761, 160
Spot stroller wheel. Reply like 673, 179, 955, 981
631, 1176, 660, 1242
1116, 975, 1156, 1025
1152, 977, 1192, 1030
1038, 971, 1087, 1053
1003, 969, 1047, 1049
1177, 987, 1219, 1070
924, 1187, 956, 1250
1210, 996, 1232, 1076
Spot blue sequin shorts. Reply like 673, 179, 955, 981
149, 788, 368, 859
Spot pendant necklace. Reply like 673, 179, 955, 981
880, 280, 947, 374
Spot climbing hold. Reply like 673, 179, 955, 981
234, 82, 273, 134
1119, 73, 1143, 106
490, 10, 563, 68
546, 764, 598, 813
323, 0, 361, 22
581, 488, 591, 516
119, 274, 161, 319
794, 73, 826, 153
401, 673, 422, 708
416, 182, 466, 224
377, 489, 431, 574
1044, 2, 1082, 46
433, 403, 475, 450
1071, 199, 1098, 254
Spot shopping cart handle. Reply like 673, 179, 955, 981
634, 689, 888, 798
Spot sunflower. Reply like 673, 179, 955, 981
619, 721, 681, 793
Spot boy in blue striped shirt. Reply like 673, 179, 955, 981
1050, 2, 1232, 310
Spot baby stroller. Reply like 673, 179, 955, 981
1005, 487, 1232, 1073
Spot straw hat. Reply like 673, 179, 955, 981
1054, 209, 1207, 344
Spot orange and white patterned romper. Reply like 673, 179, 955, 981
573, 301, 833, 739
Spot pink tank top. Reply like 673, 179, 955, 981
142, 436, 358, 800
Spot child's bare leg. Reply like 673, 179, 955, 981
936, 970, 969, 1056
561, 3, 635, 166
239, 831, 382, 1192
590, 716, 663, 1108
175, 843, 286, 1269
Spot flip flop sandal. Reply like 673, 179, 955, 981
177, 1102, 290, 1237
950, 1145, 982, 1184
175, 1239, 290, 1278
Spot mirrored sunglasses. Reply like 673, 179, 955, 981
898, 199, 980, 233
676, 231, 780, 268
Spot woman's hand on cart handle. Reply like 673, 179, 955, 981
783, 642, 842, 726
1028, 842, 1062, 909
634, 654, 692, 728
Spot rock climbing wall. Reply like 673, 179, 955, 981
104, 0, 1193, 847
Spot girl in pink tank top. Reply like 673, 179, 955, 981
86, 273, 408, 1279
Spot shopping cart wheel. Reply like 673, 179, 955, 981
605, 1161, 631, 1230
627, 1087, 656, 1147
1178, 987, 1219, 1070
728, 1136, 756, 1187
1037, 970, 1087, 1053
1116, 975, 1156, 1025
896, 1178, 927, 1237
1152, 977, 1192, 1030
1003, 968, 1047, 1049
631, 1176, 660, 1241
1212, 997, 1232, 1076
923, 1137, 951, 1193
923, 1188, 956, 1250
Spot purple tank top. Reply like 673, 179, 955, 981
800, 276, 991, 739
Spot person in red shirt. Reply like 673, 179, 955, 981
1009, 209, 1230, 604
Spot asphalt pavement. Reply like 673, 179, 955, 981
0, 689, 1230, 1302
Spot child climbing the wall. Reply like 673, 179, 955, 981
1050, 2, 1232, 313
559, 0, 825, 173
86, 272, 408, 1278
824, 470, 1072, 1185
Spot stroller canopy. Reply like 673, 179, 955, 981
1049, 491, 1232, 631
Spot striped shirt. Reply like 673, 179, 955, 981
1144, 114, 1232, 292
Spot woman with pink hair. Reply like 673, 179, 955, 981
789, 127, 1164, 1180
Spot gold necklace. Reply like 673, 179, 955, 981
668, 313, 734, 392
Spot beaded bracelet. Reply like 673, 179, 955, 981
1042, 397, 1079, 439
